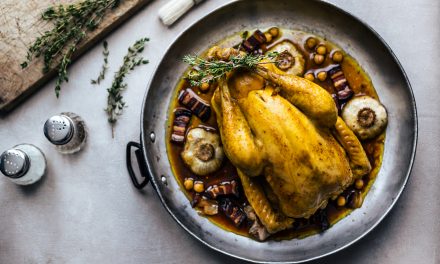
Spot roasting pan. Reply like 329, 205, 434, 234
126, 0, 418, 262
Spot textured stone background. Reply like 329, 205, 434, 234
0, 0, 438, 263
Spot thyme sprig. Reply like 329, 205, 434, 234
106, 37, 149, 137
21, 0, 121, 97
91, 40, 109, 85
183, 51, 278, 87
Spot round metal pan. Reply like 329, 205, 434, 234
128, 0, 417, 262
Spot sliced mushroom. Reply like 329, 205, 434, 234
181, 127, 224, 176
268, 40, 305, 76
341, 96, 388, 140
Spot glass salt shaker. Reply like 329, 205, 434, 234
0, 144, 46, 185
44, 112, 87, 154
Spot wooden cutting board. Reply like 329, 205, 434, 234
0, 0, 150, 114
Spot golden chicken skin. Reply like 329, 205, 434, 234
211, 62, 371, 234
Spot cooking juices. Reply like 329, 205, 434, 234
166, 28, 385, 240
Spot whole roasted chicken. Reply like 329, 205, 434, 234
211, 61, 372, 234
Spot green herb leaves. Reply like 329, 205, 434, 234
21, 0, 121, 97
106, 37, 149, 137
183, 51, 278, 87
91, 40, 109, 85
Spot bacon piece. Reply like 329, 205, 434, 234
219, 198, 246, 227
329, 65, 354, 101
178, 89, 211, 121
205, 180, 239, 199
170, 107, 192, 143
241, 30, 267, 53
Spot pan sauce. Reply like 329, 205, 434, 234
166, 28, 385, 240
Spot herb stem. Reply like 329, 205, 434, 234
106, 37, 149, 137
91, 40, 109, 85
183, 51, 278, 86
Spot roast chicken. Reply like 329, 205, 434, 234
211, 61, 372, 234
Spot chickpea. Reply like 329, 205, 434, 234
264, 32, 273, 43
313, 54, 325, 65
332, 50, 344, 63
268, 27, 279, 38
316, 44, 327, 55
317, 71, 327, 82
304, 72, 315, 82
194, 181, 205, 193
184, 178, 194, 190
305, 37, 317, 49
337, 196, 346, 207
200, 82, 210, 92
218, 48, 231, 60
355, 179, 364, 190
216, 47, 237, 60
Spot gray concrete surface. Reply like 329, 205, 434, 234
0, 0, 439, 263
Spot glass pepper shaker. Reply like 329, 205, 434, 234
0, 144, 46, 185
44, 112, 87, 154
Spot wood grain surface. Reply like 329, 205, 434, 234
0, 0, 150, 114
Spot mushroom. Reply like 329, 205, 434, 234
181, 127, 224, 176
268, 40, 305, 76
342, 96, 388, 140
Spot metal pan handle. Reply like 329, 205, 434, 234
126, 141, 150, 189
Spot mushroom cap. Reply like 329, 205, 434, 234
341, 96, 388, 140
181, 127, 224, 176
268, 40, 305, 76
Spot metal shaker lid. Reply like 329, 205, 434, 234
43, 115, 74, 145
0, 149, 30, 178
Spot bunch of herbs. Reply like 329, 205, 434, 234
106, 37, 149, 137
21, 0, 121, 97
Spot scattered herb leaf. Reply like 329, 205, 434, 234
91, 40, 109, 85
106, 37, 149, 137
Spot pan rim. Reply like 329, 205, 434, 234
139, 0, 418, 262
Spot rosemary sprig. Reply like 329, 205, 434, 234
21, 0, 121, 97
91, 40, 109, 84
106, 37, 149, 137
183, 51, 278, 87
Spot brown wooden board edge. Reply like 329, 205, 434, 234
0, 0, 152, 116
